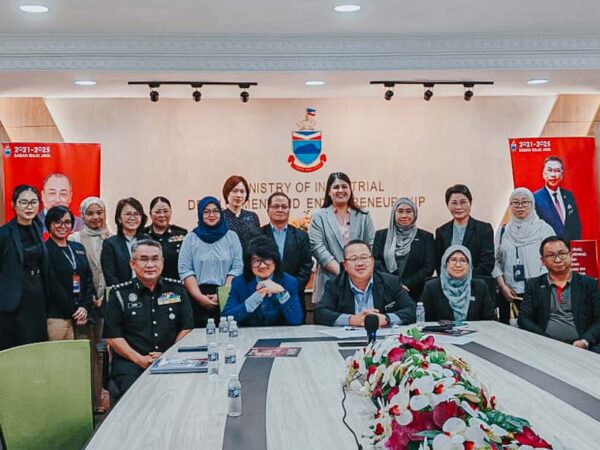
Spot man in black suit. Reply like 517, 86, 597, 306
435, 184, 495, 278
518, 236, 600, 353
533, 156, 581, 241
314, 240, 415, 327
261, 192, 313, 317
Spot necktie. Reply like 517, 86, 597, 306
552, 192, 565, 224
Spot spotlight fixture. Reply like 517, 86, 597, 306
129, 81, 257, 103
148, 82, 160, 102
383, 82, 395, 101
239, 83, 251, 103
423, 84, 434, 101
192, 90, 202, 102
463, 83, 474, 101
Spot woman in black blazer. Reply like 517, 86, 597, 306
101, 197, 148, 286
0, 185, 50, 350
45, 206, 94, 340
434, 184, 494, 279
421, 245, 495, 322
373, 197, 435, 301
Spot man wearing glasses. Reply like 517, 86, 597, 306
103, 239, 193, 399
518, 236, 600, 353
261, 192, 313, 319
314, 240, 415, 327
533, 156, 581, 241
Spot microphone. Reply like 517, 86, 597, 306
364, 314, 379, 344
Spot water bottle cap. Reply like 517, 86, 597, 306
207, 318, 215, 323
220, 317, 226, 320
227, 316, 234, 321
417, 302, 423, 306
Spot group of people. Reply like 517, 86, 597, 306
1, 163, 599, 404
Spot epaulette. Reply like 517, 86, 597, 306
109, 280, 134, 290
163, 277, 183, 285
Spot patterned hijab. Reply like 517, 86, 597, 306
440, 245, 473, 322
505, 188, 548, 246
383, 197, 418, 275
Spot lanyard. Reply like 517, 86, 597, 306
62, 244, 77, 271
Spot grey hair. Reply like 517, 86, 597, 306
131, 238, 163, 257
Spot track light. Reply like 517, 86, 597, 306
150, 90, 159, 102
240, 91, 249, 103
193, 90, 202, 102
423, 84, 434, 101
129, 81, 258, 102
384, 90, 394, 101
464, 83, 474, 101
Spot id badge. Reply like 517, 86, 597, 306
72, 274, 81, 295
513, 264, 525, 282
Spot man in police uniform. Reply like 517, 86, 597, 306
103, 238, 193, 400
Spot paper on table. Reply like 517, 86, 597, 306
318, 327, 402, 340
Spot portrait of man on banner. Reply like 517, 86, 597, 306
38, 172, 84, 232
533, 155, 581, 241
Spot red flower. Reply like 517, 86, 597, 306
367, 364, 377, 378
375, 422, 385, 435
384, 411, 436, 450
386, 386, 400, 403
433, 384, 444, 395
433, 400, 460, 428
464, 442, 475, 450
514, 427, 552, 448
388, 346, 406, 363
352, 360, 359, 370
389, 404, 401, 416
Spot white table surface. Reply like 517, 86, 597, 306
85, 322, 600, 450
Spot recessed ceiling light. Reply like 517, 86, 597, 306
334, 4, 361, 13
19, 5, 49, 13
74, 80, 97, 86
527, 79, 549, 85
305, 80, 326, 86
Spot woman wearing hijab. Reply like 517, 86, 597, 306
493, 188, 555, 324
179, 196, 243, 327
420, 245, 495, 322
373, 198, 435, 301
70, 196, 112, 413
309, 172, 375, 303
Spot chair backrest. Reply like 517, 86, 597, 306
218, 285, 231, 310
0, 340, 93, 450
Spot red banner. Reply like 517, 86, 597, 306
508, 137, 599, 275
2, 142, 101, 228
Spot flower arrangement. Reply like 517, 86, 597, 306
289, 210, 312, 232
345, 329, 553, 450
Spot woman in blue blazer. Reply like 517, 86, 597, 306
223, 236, 302, 326
0, 185, 51, 350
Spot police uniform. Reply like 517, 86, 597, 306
103, 277, 193, 399
144, 225, 187, 280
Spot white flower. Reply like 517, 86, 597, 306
409, 394, 430, 410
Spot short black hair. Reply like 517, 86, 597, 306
149, 196, 171, 211
12, 184, 40, 205
539, 235, 570, 255
42, 172, 72, 190
543, 156, 564, 170
267, 192, 291, 208
131, 238, 163, 257
343, 239, 372, 259
243, 235, 282, 281
445, 184, 473, 204
114, 197, 147, 236
45, 206, 75, 231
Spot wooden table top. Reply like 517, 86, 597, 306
85, 322, 600, 450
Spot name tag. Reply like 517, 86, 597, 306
384, 303, 395, 312
127, 302, 142, 309
157, 292, 181, 305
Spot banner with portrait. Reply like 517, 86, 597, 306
2, 142, 101, 233
508, 137, 599, 277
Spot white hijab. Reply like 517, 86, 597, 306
505, 188, 548, 246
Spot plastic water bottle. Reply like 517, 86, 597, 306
206, 318, 216, 344
228, 320, 239, 349
207, 342, 219, 376
416, 302, 426, 329
227, 315, 234, 324
219, 317, 229, 347
227, 375, 242, 417
224, 344, 237, 376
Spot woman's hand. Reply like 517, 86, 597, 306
72, 307, 88, 325
256, 279, 284, 297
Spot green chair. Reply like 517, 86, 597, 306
0, 340, 94, 450
218, 285, 231, 310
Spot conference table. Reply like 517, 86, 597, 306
85, 322, 600, 449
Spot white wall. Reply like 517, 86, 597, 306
46, 96, 556, 233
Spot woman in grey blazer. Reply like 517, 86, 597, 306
309, 172, 375, 302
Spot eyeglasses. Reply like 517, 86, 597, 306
53, 220, 73, 228
17, 199, 39, 208
134, 256, 162, 265
202, 209, 221, 216
251, 258, 274, 268
543, 251, 570, 261
447, 257, 469, 266
448, 200, 470, 208
123, 211, 141, 218
510, 200, 532, 207
345, 255, 373, 264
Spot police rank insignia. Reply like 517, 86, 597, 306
289, 108, 326, 173
128, 293, 138, 302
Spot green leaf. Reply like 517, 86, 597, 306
427, 351, 447, 365
485, 410, 530, 432
415, 431, 441, 439
407, 328, 423, 340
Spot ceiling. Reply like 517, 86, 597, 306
1, 0, 600, 98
